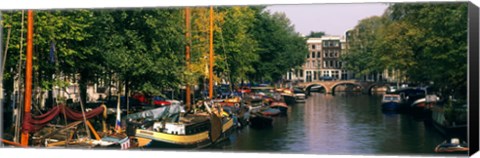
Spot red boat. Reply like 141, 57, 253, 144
260, 108, 281, 116
237, 87, 251, 94
270, 101, 288, 114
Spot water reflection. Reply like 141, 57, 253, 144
209, 92, 458, 156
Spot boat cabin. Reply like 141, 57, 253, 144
382, 94, 401, 103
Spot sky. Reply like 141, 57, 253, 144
266, 3, 389, 37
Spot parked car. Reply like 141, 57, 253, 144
152, 96, 172, 106
100, 96, 143, 114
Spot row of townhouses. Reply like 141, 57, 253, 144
284, 34, 399, 84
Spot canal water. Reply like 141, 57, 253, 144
208, 92, 457, 156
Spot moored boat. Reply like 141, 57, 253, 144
411, 94, 439, 110
270, 101, 289, 114
394, 87, 426, 111
260, 108, 281, 116
248, 114, 273, 129
381, 94, 402, 111
127, 101, 234, 149
434, 138, 469, 154
279, 89, 297, 105
430, 102, 467, 137
293, 87, 306, 102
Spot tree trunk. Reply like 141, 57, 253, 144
79, 70, 88, 106
124, 77, 129, 114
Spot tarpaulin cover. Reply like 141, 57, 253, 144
124, 103, 182, 122
22, 104, 105, 133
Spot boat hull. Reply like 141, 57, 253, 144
430, 106, 467, 138
434, 140, 469, 154
270, 102, 289, 114
381, 102, 400, 111
282, 95, 297, 105
134, 117, 234, 149
249, 115, 273, 128
261, 108, 281, 116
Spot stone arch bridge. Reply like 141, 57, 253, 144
296, 80, 392, 94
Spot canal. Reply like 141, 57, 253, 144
208, 92, 455, 156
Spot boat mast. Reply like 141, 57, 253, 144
185, 7, 191, 110
208, 6, 214, 99
14, 10, 25, 143
21, 10, 34, 146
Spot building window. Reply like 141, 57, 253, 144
306, 71, 312, 82
323, 61, 327, 68
313, 71, 317, 80
317, 52, 320, 58
307, 52, 310, 58
312, 44, 316, 50
300, 71, 303, 77
330, 61, 333, 67
332, 70, 339, 79
312, 52, 315, 58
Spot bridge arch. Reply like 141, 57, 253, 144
366, 83, 391, 94
305, 83, 327, 94
330, 82, 363, 94
298, 80, 390, 95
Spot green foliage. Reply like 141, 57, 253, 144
342, 3, 467, 98
342, 16, 386, 78
90, 9, 185, 92
2, 6, 309, 100
216, 7, 259, 83
249, 10, 308, 82
306, 31, 325, 38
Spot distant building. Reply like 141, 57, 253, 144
284, 35, 353, 83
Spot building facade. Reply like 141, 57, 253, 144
284, 36, 353, 83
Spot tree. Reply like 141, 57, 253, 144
343, 3, 468, 98
215, 7, 259, 86
89, 9, 186, 97
249, 9, 308, 83
2, 10, 95, 107
385, 3, 468, 98
342, 16, 385, 79
306, 31, 325, 38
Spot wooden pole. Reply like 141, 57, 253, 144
209, 6, 214, 99
185, 7, 191, 110
1, 138, 28, 147
0, 11, 4, 147
21, 10, 34, 146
